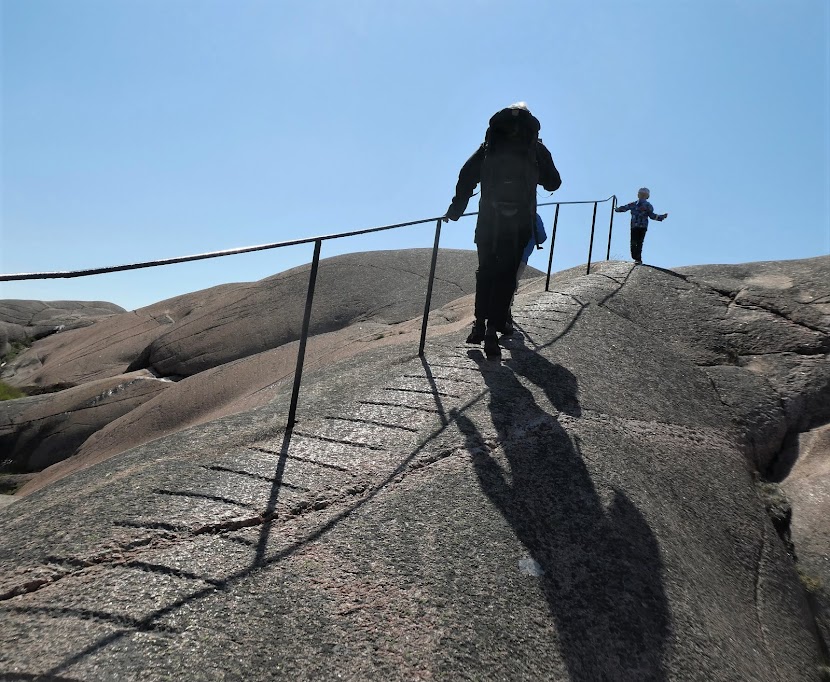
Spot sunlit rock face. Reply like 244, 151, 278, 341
0, 249, 495, 481
0, 299, 124, 357
0, 254, 827, 681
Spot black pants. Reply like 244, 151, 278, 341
474, 210, 531, 330
630, 227, 647, 262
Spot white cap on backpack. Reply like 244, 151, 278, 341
638, 187, 650, 197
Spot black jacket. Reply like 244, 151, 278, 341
446, 140, 562, 221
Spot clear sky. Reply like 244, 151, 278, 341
2, 0, 828, 311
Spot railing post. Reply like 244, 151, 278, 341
544, 204, 560, 292
418, 219, 443, 356
586, 201, 598, 275
605, 195, 616, 261
287, 239, 322, 429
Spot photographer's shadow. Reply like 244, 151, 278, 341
452, 339, 670, 681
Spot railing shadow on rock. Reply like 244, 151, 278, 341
0, 195, 617, 428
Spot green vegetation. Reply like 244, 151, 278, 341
0, 381, 24, 401
2, 339, 31, 365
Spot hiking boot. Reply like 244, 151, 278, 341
466, 320, 486, 344
634, 259, 642, 265
500, 315, 514, 336
483, 332, 501, 359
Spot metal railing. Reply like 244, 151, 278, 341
542, 195, 616, 289
0, 195, 617, 428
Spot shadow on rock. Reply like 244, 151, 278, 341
451, 339, 671, 681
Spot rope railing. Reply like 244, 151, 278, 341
0, 194, 617, 428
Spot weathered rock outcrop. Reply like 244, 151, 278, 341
17, 291, 478, 496
0, 371, 171, 473
0, 251, 493, 482
0, 255, 827, 680
2, 249, 483, 391
0, 299, 124, 358
779, 422, 830, 652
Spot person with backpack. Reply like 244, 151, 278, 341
443, 102, 562, 359
614, 187, 669, 264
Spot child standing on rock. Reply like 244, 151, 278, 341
615, 187, 668, 264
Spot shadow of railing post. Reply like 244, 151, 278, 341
286, 239, 322, 429
418, 218, 443, 357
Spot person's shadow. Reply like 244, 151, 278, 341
451, 338, 671, 681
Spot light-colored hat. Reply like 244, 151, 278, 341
638, 187, 650, 197
508, 101, 530, 111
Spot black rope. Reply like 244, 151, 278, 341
0, 196, 614, 282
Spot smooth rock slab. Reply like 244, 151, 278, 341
0, 371, 170, 472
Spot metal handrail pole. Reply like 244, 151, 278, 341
586, 202, 598, 275
0, 217, 442, 282
605, 195, 616, 260
286, 239, 322, 429
535, 194, 614, 209
544, 204, 561, 292
1, 196, 615, 282
418, 219, 443, 356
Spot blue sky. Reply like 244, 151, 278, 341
2, 0, 828, 311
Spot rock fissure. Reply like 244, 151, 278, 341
0, 464, 373, 603
3, 254, 829, 680
752, 521, 785, 682
712, 285, 830, 339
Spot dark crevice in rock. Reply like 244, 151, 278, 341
766, 431, 801, 483
738, 348, 829, 359
755, 479, 796, 559
124, 343, 152, 374
152, 488, 260, 511
111, 520, 192, 533
751, 521, 785, 681
706, 377, 730, 408
20, 383, 78, 397
709, 285, 830, 339
0, 471, 370, 602
757, 427, 830, 671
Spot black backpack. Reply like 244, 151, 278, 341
480, 107, 540, 216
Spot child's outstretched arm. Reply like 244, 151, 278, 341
615, 202, 633, 213
647, 205, 668, 221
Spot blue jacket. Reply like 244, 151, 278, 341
521, 214, 547, 263
616, 199, 666, 229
